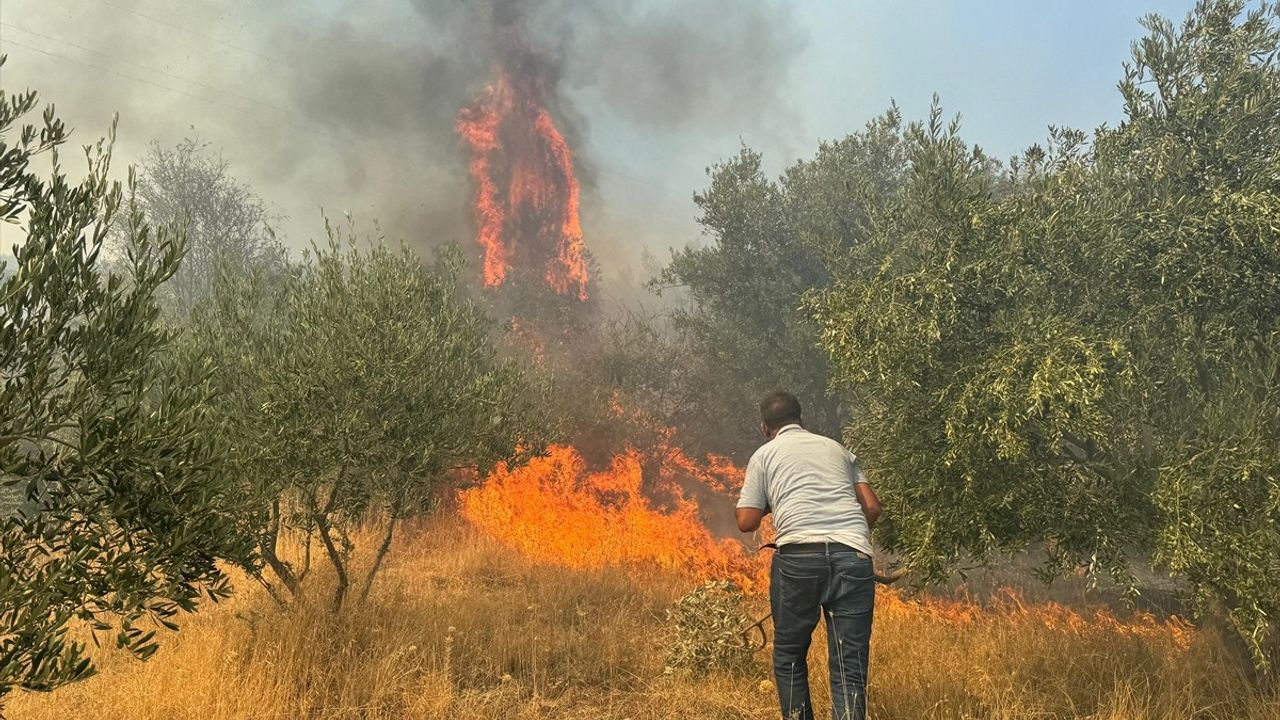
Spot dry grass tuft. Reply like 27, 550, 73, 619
8, 516, 1279, 719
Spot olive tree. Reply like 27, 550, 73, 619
810, 0, 1280, 669
0, 62, 257, 701
188, 224, 543, 611
653, 110, 915, 458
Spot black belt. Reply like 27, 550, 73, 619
774, 541, 871, 559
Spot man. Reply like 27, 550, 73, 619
737, 391, 882, 720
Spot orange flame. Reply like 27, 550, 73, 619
875, 587, 1195, 650
534, 109, 589, 299
457, 75, 511, 288
460, 443, 769, 593
462, 442, 1195, 650
456, 70, 590, 300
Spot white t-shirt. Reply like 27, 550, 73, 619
736, 424, 873, 555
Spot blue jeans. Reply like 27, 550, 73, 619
770, 544, 875, 720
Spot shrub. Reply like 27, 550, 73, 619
663, 580, 759, 676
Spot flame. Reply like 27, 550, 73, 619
462, 442, 1194, 650
534, 109, 589, 298
457, 75, 510, 288
459, 443, 769, 592
876, 587, 1194, 650
456, 68, 590, 300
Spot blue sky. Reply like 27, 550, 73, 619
580, 0, 1199, 283
5, 0, 1201, 286
793, 0, 1197, 158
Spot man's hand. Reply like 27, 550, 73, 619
736, 507, 766, 533
855, 483, 882, 529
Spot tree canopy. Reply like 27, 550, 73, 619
810, 0, 1280, 668
654, 109, 914, 457
126, 137, 283, 313
186, 225, 545, 611
0, 62, 256, 699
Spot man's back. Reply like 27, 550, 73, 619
738, 424, 873, 555
734, 393, 881, 720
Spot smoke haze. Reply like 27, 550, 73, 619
3, 1, 1196, 293
2, 0, 807, 290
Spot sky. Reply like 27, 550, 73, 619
1, 0, 1199, 293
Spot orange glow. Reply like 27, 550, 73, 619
460, 443, 769, 593
535, 109, 589, 300
462, 442, 1194, 650
456, 70, 590, 300
456, 75, 511, 287
876, 587, 1194, 650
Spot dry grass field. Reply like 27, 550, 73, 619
8, 516, 1278, 720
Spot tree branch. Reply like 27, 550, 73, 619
312, 509, 348, 613
259, 498, 300, 597
359, 508, 398, 603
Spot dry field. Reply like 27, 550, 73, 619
8, 516, 1278, 720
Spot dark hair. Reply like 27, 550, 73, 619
760, 391, 802, 431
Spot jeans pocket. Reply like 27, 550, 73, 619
830, 564, 876, 617
841, 557, 875, 582
778, 566, 824, 612
773, 556, 824, 609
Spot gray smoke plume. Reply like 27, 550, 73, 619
3, 0, 807, 281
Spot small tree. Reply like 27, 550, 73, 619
189, 223, 543, 611
127, 137, 282, 313
0, 61, 257, 701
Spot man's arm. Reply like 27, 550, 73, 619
736, 506, 766, 533
855, 482, 882, 529
736, 455, 768, 533
848, 453, 882, 528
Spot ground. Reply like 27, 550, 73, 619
7, 516, 1278, 719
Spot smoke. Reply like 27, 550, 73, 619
3, 0, 807, 281
558, 1, 807, 132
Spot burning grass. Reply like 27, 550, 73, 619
7, 516, 1277, 720
459, 443, 770, 593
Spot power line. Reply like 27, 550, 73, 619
0, 34, 364, 149
89, 0, 284, 68
0, 22, 286, 116
1, 37, 220, 107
